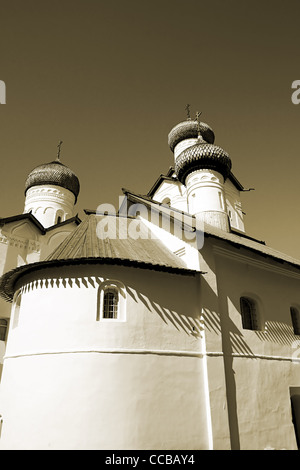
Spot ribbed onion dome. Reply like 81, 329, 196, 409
168, 119, 215, 152
25, 160, 80, 201
175, 141, 232, 185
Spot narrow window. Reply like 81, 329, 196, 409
290, 307, 300, 335
218, 191, 224, 210
0, 319, 8, 341
290, 389, 300, 449
57, 216, 62, 224
240, 297, 260, 330
103, 288, 119, 319
97, 281, 126, 322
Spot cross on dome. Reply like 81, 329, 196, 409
57, 140, 63, 161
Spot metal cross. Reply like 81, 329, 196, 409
57, 140, 63, 161
196, 111, 202, 122
196, 111, 202, 136
185, 104, 191, 120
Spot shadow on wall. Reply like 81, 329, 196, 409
200, 273, 255, 357
126, 285, 203, 337
20, 267, 204, 338
201, 306, 255, 356
255, 321, 298, 346
199, 243, 300, 450
200, 256, 299, 352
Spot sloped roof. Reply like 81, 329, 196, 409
0, 214, 196, 302
0, 213, 46, 233
122, 189, 300, 271
0, 213, 81, 233
45, 214, 191, 268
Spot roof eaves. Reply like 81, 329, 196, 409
0, 213, 46, 234
120, 190, 300, 271
0, 256, 198, 303
121, 189, 196, 222
146, 167, 178, 197
45, 214, 82, 232
204, 228, 300, 271
228, 171, 244, 191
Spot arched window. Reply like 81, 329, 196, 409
290, 307, 300, 335
103, 287, 119, 319
0, 319, 8, 341
240, 296, 260, 331
97, 281, 126, 322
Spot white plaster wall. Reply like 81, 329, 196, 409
201, 238, 300, 450
152, 180, 188, 213
0, 264, 210, 450
0, 220, 79, 387
186, 170, 229, 231
24, 185, 75, 228
224, 179, 245, 232
40, 228, 78, 259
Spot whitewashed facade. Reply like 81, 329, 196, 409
0, 117, 299, 450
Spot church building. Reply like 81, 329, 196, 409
0, 112, 299, 450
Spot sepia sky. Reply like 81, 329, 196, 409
0, 0, 300, 257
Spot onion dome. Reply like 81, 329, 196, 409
175, 142, 232, 184
25, 160, 80, 201
168, 119, 215, 152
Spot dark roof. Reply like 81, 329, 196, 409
0, 214, 196, 302
25, 160, 80, 201
228, 172, 244, 191
45, 214, 191, 267
175, 142, 232, 183
168, 120, 215, 151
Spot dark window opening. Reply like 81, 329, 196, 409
290, 391, 300, 449
0, 319, 8, 341
240, 297, 260, 331
103, 288, 119, 319
290, 307, 300, 335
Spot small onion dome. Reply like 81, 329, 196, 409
25, 160, 80, 201
168, 120, 215, 152
175, 142, 232, 184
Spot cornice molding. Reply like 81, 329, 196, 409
213, 245, 300, 280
